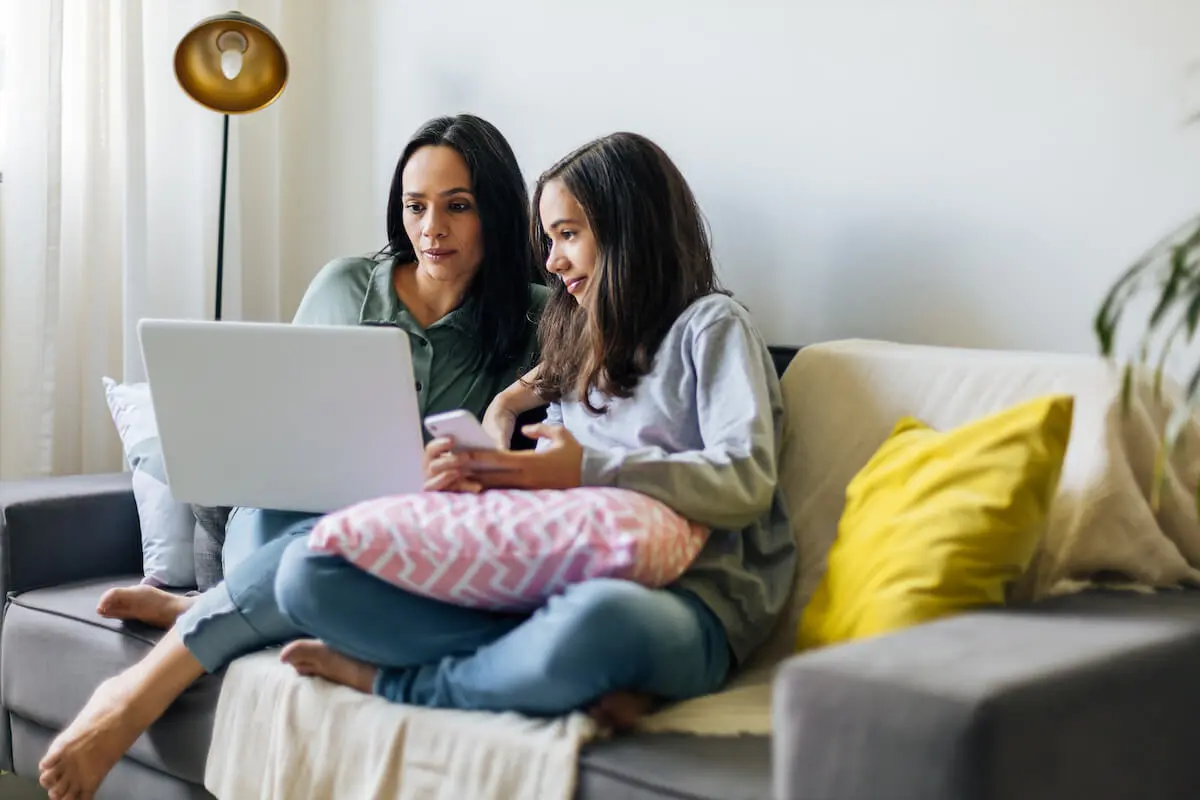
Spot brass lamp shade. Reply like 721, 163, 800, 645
174, 11, 287, 114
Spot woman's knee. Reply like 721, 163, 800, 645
225, 509, 318, 574
559, 579, 658, 625
539, 580, 724, 698
539, 580, 675, 670
273, 538, 325, 627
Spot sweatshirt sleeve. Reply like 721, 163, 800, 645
579, 315, 780, 531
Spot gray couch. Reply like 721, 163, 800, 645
4, 346, 1200, 799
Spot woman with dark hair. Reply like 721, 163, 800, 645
271, 132, 795, 729
39, 114, 548, 799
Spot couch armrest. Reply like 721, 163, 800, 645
0, 472, 141, 597
772, 591, 1200, 800
0, 473, 140, 771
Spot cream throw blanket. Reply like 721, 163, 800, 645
205, 339, 1200, 799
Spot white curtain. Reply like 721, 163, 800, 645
0, 0, 379, 480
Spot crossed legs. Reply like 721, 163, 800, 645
274, 540, 732, 727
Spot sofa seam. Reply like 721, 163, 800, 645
580, 764, 711, 800
7, 596, 161, 647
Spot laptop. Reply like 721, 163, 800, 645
137, 318, 426, 514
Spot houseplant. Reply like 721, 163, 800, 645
1095, 211, 1200, 507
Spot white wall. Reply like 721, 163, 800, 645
323, 0, 1200, 355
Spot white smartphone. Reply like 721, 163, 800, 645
423, 409, 498, 453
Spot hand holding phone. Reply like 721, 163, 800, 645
424, 410, 498, 453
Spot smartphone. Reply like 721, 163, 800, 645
424, 409, 498, 453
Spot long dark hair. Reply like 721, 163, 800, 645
381, 114, 542, 371
530, 132, 725, 412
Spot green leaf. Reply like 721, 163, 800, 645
1187, 358, 1200, 404
1097, 216, 1200, 357
1095, 254, 1156, 356
1094, 300, 1120, 357
1185, 284, 1200, 337
1098, 212, 1200, 518
1152, 301, 1195, 401
1121, 362, 1133, 414
1148, 245, 1189, 328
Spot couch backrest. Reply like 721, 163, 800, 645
744, 337, 1200, 669
769, 346, 800, 379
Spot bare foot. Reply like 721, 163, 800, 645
96, 585, 194, 629
280, 639, 377, 694
589, 691, 655, 732
38, 675, 146, 799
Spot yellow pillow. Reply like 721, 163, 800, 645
798, 393, 1074, 650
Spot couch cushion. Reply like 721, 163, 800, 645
4, 579, 775, 798
1, 577, 221, 784
577, 733, 771, 800
102, 378, 198, 588
800, 394, 1074, 649
769, 340, 1200, 671
774, 588, 1200, 800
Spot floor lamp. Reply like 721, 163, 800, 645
174, 11, 288, 321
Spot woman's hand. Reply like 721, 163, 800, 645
422, 437, 482, 494
454, 424, 584, 491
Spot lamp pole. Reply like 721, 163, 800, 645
215, 113, 230, 321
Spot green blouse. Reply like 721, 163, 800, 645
293, 256, 548, 429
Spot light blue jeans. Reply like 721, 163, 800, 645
175, 508, 320, 672
273, 540, 732, 715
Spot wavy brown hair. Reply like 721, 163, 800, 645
529, 132, 726, 413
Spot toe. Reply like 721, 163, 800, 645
51, 784, 80, 800
96, 596, 120, 617
48, 780, 72, 800
44, 772, 72, 799
280, 639, 316, 662
41, 745, 63, 771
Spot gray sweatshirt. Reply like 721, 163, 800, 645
545, 293, 797, 664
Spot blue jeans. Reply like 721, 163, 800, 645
274, 540, 732, 715
176, 508, 320, 672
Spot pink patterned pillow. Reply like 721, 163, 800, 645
307, 488, 709, 611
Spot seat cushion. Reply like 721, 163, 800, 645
3, 579, 774, 797
1, 577, 221, 784
577, 733, 771, 800
10, 715, 215, 799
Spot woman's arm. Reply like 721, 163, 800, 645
499, 364, 545, 414
481, 365, 546, 448
579, 316, 781, 531
466, 317, 782, 531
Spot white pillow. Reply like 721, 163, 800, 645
102, 377, 197, 588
